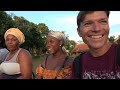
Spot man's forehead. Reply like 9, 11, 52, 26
83, 11, 108, 21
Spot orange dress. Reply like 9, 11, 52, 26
36, 65, 72, 79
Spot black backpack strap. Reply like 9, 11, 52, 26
44, 55, 49, 68
116, 44, 120, 66
32, 71, 36, 79
73, 53, 84, 79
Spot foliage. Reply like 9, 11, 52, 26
0, 11, 15, 34
109, 36, 115, 43
1, 11, 76, 56
0, 11, 15, 47
65, 40, 76, 53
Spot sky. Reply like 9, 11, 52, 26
6, 11, 120, 43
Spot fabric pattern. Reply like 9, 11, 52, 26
36, 65, 72, 79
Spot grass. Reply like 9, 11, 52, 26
32, 55, 45, 76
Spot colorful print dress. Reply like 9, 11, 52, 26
36, 64, 72, 79
36, 56, 73, 79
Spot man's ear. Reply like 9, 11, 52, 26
77, 28, 82, 37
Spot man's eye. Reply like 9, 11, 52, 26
101, 20, 108, 25
84, 22, 92, 26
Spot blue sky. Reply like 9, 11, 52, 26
6, 11, 120, 42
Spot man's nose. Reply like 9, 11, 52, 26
92, 22, 101, 32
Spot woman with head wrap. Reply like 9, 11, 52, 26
36, 31, 74, 79
0, 28, 33, 79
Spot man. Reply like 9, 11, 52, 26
72, 11, 120, 79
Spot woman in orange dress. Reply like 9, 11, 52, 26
36, 31, 74, 79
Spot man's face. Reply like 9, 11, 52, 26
77, 11, 109, 49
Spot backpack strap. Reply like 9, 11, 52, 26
32, 71, 36, 79
116, 44, 120, 66
73, 53, 84, 79
44, 55, 49, 68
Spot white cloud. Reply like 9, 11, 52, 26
46, 15, 80, 42
109, 11, 120, 27
109, 24, 120, 38
6, 11, 120, 42
109, 31, 120, 38
69, 35, 83, 42
52, 16, 76, 23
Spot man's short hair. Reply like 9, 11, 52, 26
77, 11, 110, 28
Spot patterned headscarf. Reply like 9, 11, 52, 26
47, 31, 68, 46
4, 28, 25, 45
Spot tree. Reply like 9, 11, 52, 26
65, 40, 76, 54
109, 36, 115, 43
114, 35, 120, 44
36, 23, 49, 54
13, 16, 39, 54
0, 11, 15, 34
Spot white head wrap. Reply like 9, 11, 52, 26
47, 31, 68, 46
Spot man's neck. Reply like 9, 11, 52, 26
89, 42, 112, 57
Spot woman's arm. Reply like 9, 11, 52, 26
17, 49, 33, 79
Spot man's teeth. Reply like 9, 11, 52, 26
91, 35, 102, 39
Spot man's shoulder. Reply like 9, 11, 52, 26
112, 43, 120, 47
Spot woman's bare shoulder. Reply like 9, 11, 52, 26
17, 48, 32, 62
19, 48, 32, 56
